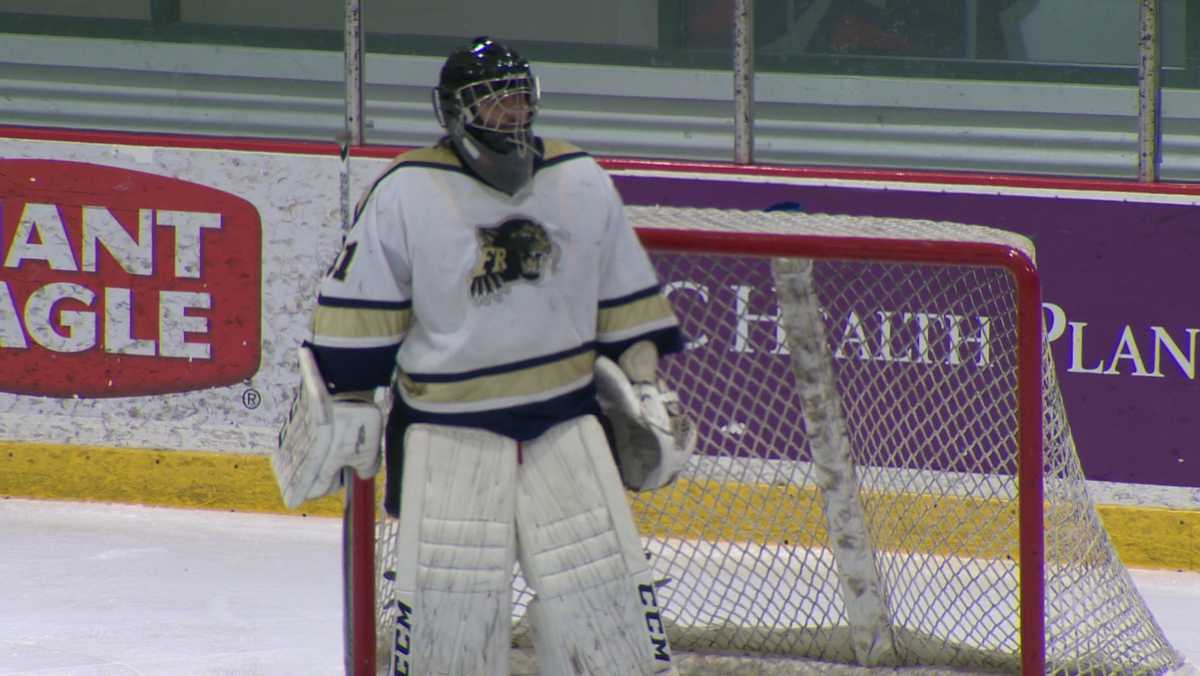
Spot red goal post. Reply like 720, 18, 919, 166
637, 215, 1046, 674
628, 208, 1047, 673
351, 206, 1183, 675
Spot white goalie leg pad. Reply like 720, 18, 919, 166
387, 424, 518, 676
272, 346, 383, 509
516, 415, 675, 676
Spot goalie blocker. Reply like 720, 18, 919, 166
273, 346, 384, 509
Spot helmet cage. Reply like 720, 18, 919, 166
441, 73, 540, 156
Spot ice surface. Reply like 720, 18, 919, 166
1, 498, 1195, 675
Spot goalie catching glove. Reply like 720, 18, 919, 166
594, 355, 697, 491
273, 346, 384, 509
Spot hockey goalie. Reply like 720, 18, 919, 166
274, 35, 696, 676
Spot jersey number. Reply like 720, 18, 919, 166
328, 241, 358, 281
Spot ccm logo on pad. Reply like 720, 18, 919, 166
0, 159, 262, 397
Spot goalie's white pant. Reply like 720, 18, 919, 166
387, 416, 674, 676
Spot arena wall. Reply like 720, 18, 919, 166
0, 127, 1195, 571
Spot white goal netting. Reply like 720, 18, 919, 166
367, 207, 1183, 674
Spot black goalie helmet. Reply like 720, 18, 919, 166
434, 36, 541, 195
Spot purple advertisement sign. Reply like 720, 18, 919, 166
613, 170, 1200, 489
650, 249, 1020, 477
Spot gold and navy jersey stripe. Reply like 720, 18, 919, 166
398, 343, 595, 411
597, 284, 684, 359
537, 138, 591, 168
308, 295, 411, 393
311, 295, 411, 348
395, 342, 600, 442
394, 381, 602, 444
350, 145, 461, 224
598, 284, 677, 341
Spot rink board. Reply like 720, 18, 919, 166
0, 127, 1197, 571
2, 441, 1197, 571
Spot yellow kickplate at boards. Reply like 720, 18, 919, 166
0, 441, 344, 517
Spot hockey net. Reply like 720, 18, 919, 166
357, 207, 1183, 675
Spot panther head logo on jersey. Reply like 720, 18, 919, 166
469, 217, 555, 301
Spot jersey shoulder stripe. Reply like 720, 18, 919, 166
541, 138, 585, 159
352, 144, 466, 223
354, 141, 587, 223
538, 139, 591, 169
394, 144, 463, 170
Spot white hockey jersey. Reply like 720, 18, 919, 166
308, 139, 682, 441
